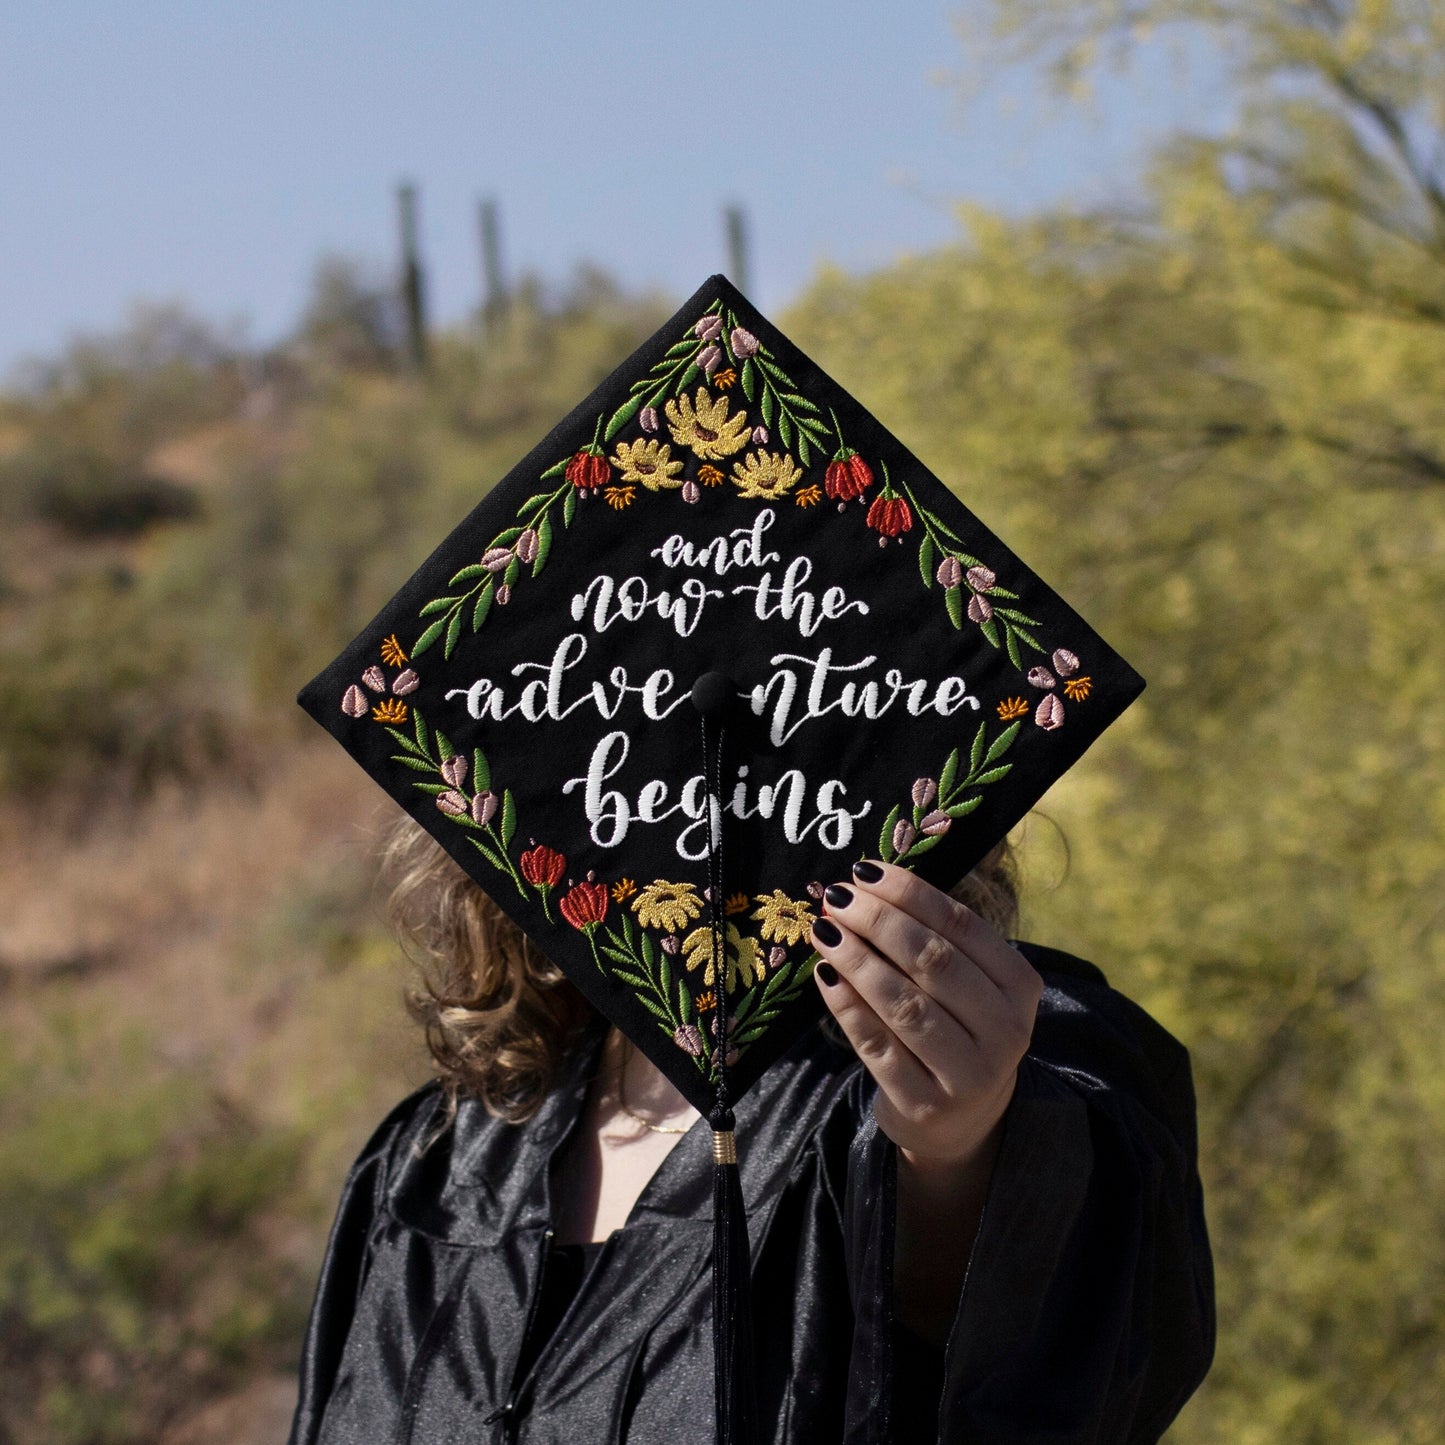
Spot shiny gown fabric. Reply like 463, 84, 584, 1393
286, 946, 1216, 1444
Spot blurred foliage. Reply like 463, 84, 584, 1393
2, 2, 1443, 1438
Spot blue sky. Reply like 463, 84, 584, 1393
1, 2, 1228, 374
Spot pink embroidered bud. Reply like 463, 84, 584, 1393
673, 1024, 705, 1057
965, 565, 997, 593
1052, 648, 1080, 678
391, 669, 420, 695
967, 593, 993, 623
361, 665, 386, 692
341, 685, 368, 718
694, 314, 723, 342
751, 424, 769, 446
516, 528, 540, 564
892, 819, 917, 856
936, 557, 963, 589
1035, 694, 1065, 731
437, 790, 469, 817
697, 343, 723, 374
471, 789, 499, 825
1027, 666, 1056, 689
482, 546, 513, 573
730, 326, 759, 359
661, 933, 680, 955
639, 406, 660, 434
920, 810, 951, 837
805, 880, 825, 900
768, 945, 787, 969
496, 583, 512, 605
440, 755, 468, 788
681, 480, 701, 504
709, 1015, 740, 1066
911, 777, 938, 809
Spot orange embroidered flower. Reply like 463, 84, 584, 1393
695, 990, 717, 1013
372, 698, 409, 724
1063, 676, 1093, 702
611, 877, 637, 903
380, 634, 408, 668
603, 484, 636, 509
698, 464, 725, 488
724, 891, 750, 916
795, 483, 822, 507
997, 696, 1028, 722
713, 367, 737, 390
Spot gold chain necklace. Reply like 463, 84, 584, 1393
615, 1060, 694, 1135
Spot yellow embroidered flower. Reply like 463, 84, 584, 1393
731, 450, 803, 500
751, 890, 816, 946
603, 484, 635, 509
664, 387, 751, 461
611, 877, 637, 903
695, 990, 717, 1013
380, 634, 408, 668
713, 367, 737, 390
795, 483, 822, 507
612, 438, 684, 490
631, 880, 705, 933
681, 922, 764, 993
1063, 676, 1093, 702
997, 696, 1029, 722
372, 698, 408, 724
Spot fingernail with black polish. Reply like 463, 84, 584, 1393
812, 917, 843, 948
816, 961, 840, 988
823, 883, 853, 909
852, 859, 884, 884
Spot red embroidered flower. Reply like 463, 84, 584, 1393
866, 494, 913, 540
565, 449, 610, 491
559, 879, 609, 930
825, 452, 873, 503
520, 844, 566, 888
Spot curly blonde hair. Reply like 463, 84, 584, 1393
380, 815, 1020, 1129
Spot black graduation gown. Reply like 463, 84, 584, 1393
286, 944, 1216, 1444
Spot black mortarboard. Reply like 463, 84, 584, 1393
298, 274, 1143, 1443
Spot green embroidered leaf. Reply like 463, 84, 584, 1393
605, 393, 643, 441
622, 911, 638, 950
917, 534, 935, 588
992, 606, 1042, 628
391, 754, 434, 773
1004, 627, 1023, 670
419, 595, 460, 618
501, 789, 517, 849
665, 336, 697, 359
473, 747, 490, 793
472, 582, 494, 631
413, 709, 431, 759
1012, 626, 1044, 654
944, 584, 964, 630
878, 802, 901, 862
796, 431, 813, 467
903, 834, 944, 859
386, 726, 424, 757
678, 977, 694, 1021
678, 361, 700, 392
493, 526, 523, 547
435, 730, 454, 762
533, 514, 553, 576
412, 615, 448, 657
469, 838, 511, 872
503, 554, 520, 589
968, 719, 988, 776
778, 410, 794, 448
449, 564, 487, 585
563, 486, 577, 527
991, 584, 1020, 600
411, 782, 450, 796
983, 721, 1022, 766
518, 492, 553, 515
971, 763, 1014, 787
945, 795, 984, 820
443, 607, 463, 659
635, 995, 672, 1024
761, 387, 775, 426
741, 357, 756, 401
780, 391, 822, 415
539, 459, 568, 482
599, 945, 633, 967
939, 745, 961, 799
979, 618, 1001, 649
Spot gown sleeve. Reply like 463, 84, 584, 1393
841, 945, 1216, 1445
285, 1084, 440, 1445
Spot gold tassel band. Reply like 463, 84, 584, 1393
711, 1129, 737, 1165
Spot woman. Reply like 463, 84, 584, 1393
286, 826, 1215, 1443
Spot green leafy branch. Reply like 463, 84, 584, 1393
726, 312, 830, 466
878, 718, 1022, 865
597, 911, 707, 1074
731, 949, 820, 1054
604, 322, 710, 442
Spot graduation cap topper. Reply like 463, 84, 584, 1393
300, 274, 1143, 1114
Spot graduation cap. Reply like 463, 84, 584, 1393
298, 274, 1143, 1443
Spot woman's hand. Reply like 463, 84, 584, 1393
810, 857, 1044, 1342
